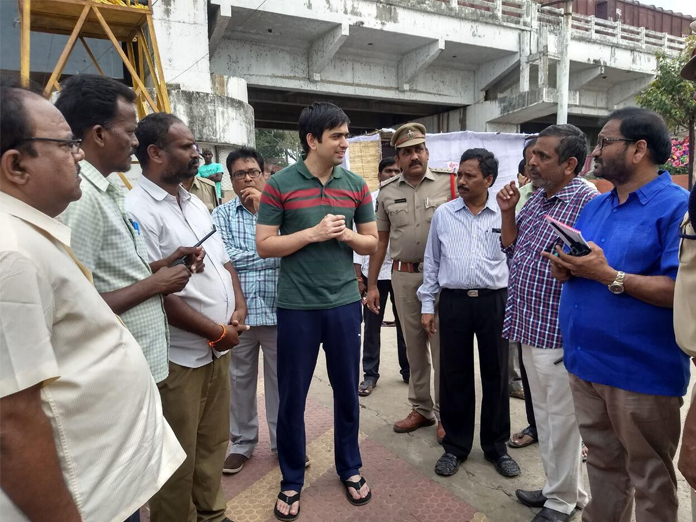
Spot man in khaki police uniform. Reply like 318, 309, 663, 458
676, 31, 696, 521
366, 123, 454, 441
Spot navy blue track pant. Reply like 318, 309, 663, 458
276, 301, 363, 492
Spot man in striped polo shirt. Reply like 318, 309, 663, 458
257, 102, 378, 520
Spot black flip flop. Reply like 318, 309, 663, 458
343, 477, 372, 506
274, 491, 301, 521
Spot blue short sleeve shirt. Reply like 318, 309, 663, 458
560, 172, 690, 397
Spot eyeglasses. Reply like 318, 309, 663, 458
232, 168, 262, 180
593, 137, 635, 152
20, 137, 82, 154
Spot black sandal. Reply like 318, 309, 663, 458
343, 477, 372, 506
508, 426, 538, 448
274, 491, 301, 521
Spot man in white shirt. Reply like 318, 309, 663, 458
126, 113, 248, 522
354, 157, 409, 396
0, 82, 185, 522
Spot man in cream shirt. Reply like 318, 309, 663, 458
0, 83, 184, 520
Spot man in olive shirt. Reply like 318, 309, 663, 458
366, 123, 455, 442
182, 174, 219, 212
676, 36, 696, 521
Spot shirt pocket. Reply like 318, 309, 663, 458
614, 224, 654, 271
387, 201, 409, 228
425, 196, 448, 223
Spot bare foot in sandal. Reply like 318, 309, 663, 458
275, 490, 300, 521
508, 426, 538, 448
344, 475, 371, 505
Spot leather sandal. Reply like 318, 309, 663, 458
358, 380, 376, 397
274, 491, 300, 521
508, 426, 538, 448
343, 477, 372, 506
434, 452, 460, 476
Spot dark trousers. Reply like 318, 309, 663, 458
277, 302, 363, 492
439, 288, 510, 460
519, 343, 537, 434
362, 277, 409, 382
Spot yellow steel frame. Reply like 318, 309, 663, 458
18, 0, 171, 117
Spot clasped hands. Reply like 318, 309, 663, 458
311, 214, 353, 243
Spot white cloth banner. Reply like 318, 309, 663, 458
345, 130, 529, 197
424, 131, 529, 196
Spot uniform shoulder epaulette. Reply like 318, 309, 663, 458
198, 176, 217, 187
430, 168, 453, 175
380, 175, 401, 188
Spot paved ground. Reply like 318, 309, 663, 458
142, 302, 694, 522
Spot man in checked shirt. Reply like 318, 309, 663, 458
497, 124, 597, 522
212, 147, 285, 475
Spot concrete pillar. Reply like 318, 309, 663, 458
519, 32, 531, 93
556, 0, 572, 124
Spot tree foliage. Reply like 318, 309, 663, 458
255, 129, 302, 168
636, 36, 696, 135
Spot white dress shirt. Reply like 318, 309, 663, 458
126, 175, 236, 369
0, 193, 185, 522
353, 189, 393, 280
418, 194, 509, 314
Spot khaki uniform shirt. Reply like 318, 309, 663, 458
375, 168, 454, 263
188, 176, 219, 212
675, 213, 696, 358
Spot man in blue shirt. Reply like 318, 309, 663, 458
546, 107, 689, 522
212, 147, 281, 476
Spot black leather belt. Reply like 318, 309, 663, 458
446, 288, 502, 297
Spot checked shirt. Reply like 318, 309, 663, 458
502, 177, 597, 349
59, 160, 170, 382
212, 197, 280, 326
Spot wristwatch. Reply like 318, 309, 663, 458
608, 271, 625, 294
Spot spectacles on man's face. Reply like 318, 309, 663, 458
20, 137, 82, 155
593, 137, 635, 152
232, 168, 262, 180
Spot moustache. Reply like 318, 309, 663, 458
409, 161, 422, 167
189, 160, 199, 169
457, 185, 468, 191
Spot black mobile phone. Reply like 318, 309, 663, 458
172, 225, 217, 267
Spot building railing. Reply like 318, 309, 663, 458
428, 0, 685, 54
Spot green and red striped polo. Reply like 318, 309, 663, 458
258, 156, 375, 310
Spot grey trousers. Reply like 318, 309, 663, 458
229, 325, 279, 457
508, 340, 523, 392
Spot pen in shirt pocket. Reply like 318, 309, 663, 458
129, 219, 141, 235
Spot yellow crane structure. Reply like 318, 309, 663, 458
18, 0, 171, 119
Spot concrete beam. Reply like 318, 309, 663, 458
397, 38, 445, 91
309, 22, 349, 82
569, 65, 605, 91
208, 3, 232, 58
607, 76, 653, 108
475, 52, 520, 93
